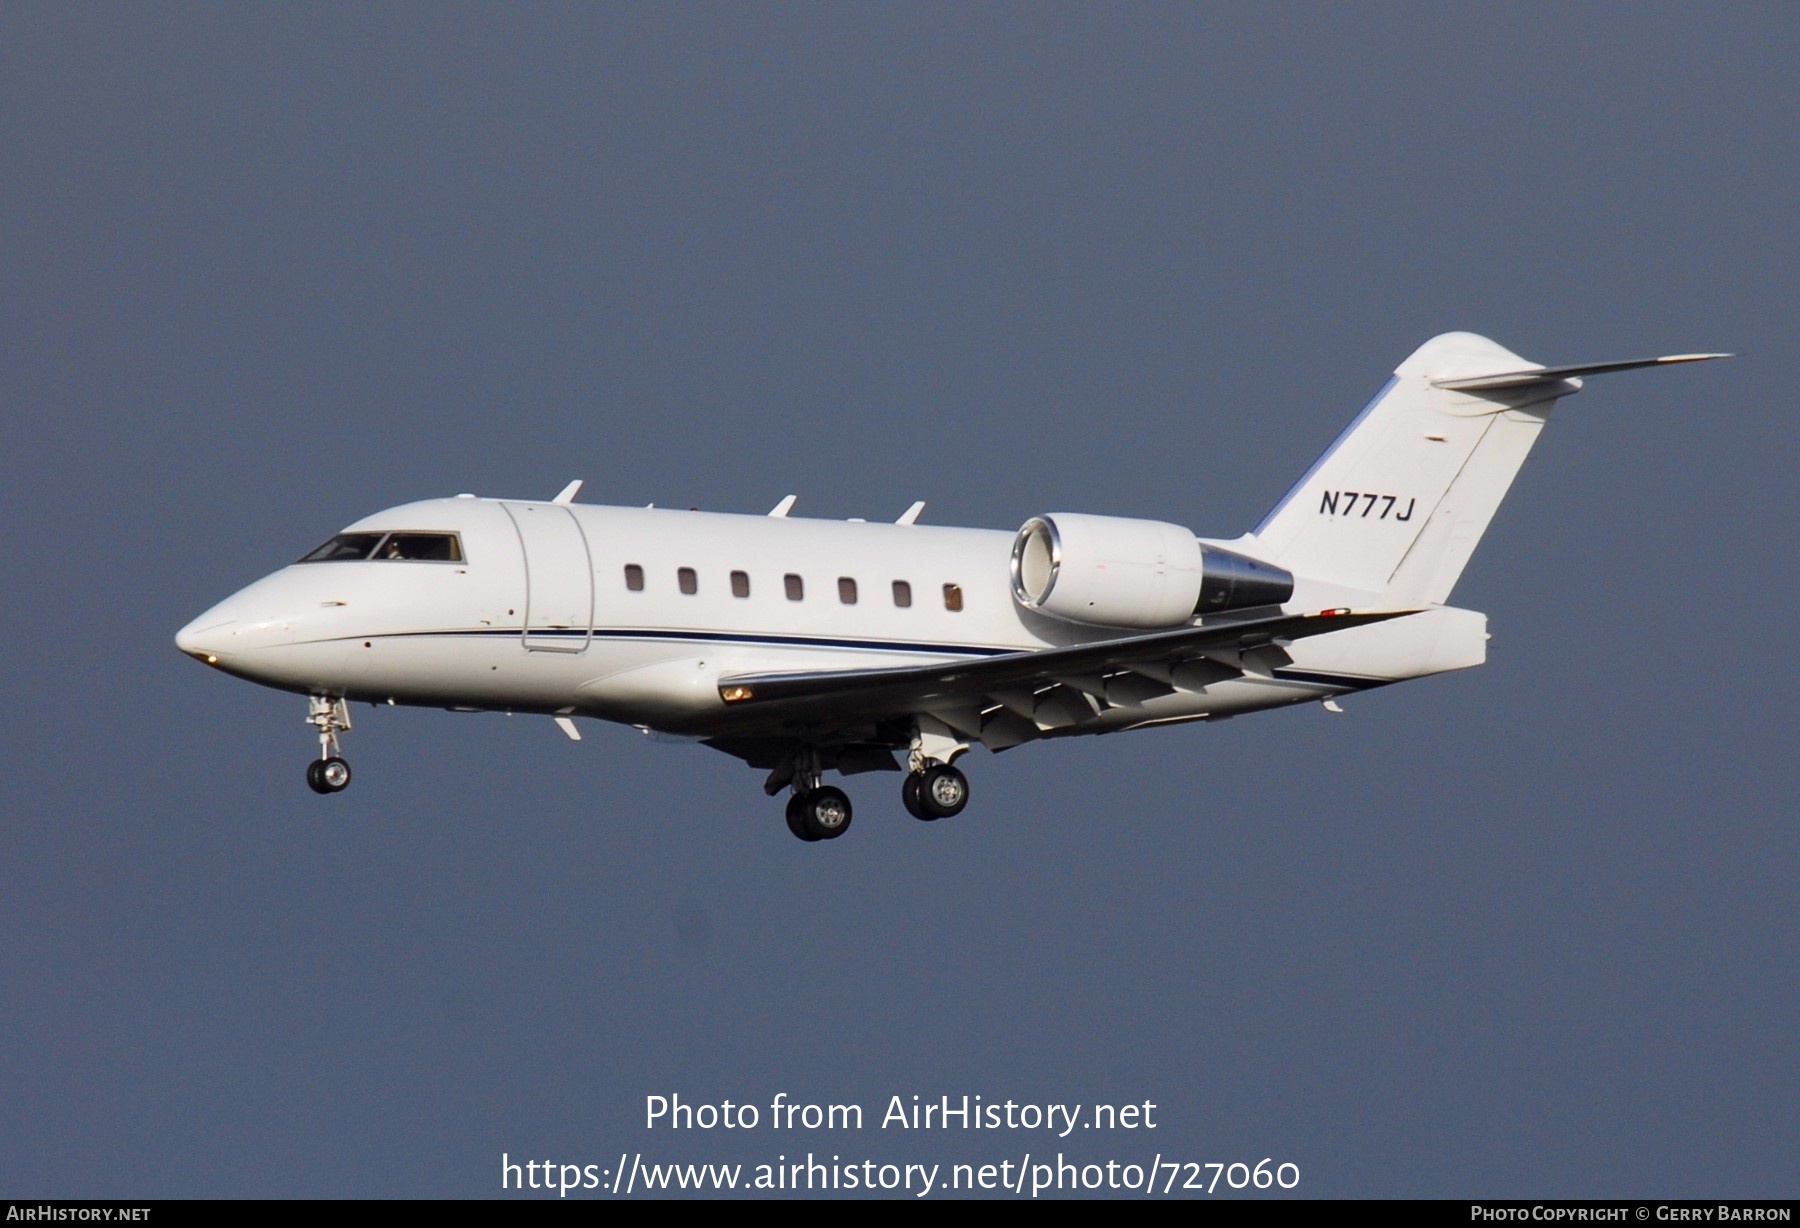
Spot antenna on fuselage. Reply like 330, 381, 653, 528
768, 494, 798, 518
896, 501, 926, 525
551, 480, 583, 504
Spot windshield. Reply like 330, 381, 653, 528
298, 533, 385, 562
298, 532, 464, 563
375, 533, 463, 561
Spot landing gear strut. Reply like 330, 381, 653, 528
306, 695, 353, 795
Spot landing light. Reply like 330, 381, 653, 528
721, 685, 755, 703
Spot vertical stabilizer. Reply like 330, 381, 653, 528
1251, 333, 1571, 603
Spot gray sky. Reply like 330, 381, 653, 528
3, 3, 1794, 1198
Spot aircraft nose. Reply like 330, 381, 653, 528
175, 609, 237, 664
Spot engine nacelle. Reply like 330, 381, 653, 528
1010, 513, 1294, 628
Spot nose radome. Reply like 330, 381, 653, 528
175, 611, 237, 662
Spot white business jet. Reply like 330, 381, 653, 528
176, 333, 1726, 841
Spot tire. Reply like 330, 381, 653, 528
785, 793, 820, 842
801, 786, 853, 840
918, 764, 968, 819
306, 760, 329, 794
902, 773, 934, 821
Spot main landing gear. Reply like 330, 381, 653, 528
901, 763, 969, 821
779, 747, 855, 841
305, 695, 353, 795
780, 720, 975, 842
901, 716, 971, 824
783, 768, 973, 842
786, 785, 853, 842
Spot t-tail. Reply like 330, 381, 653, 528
1248, 332, 1729, 605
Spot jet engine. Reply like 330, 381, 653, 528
1009, 513, 1294, 629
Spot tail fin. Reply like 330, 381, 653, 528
1248, 332, 1728, 604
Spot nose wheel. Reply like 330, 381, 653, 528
305, 695, 354, 795
307, 757, 352, 794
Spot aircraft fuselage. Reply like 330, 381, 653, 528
178, 496, 1478, 743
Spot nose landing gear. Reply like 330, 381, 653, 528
305, 695, 354, 794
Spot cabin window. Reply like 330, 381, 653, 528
943, 583, 964, 612
731, 570, 750, 598
678, 567, 698, 595
838, 577, 858, 604
892, 580, 912, 608
624, 564, 644, 591
784, 573, 804, 601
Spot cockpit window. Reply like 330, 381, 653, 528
298, 532, 464, 563
376, 533, 463, 561
298, 533, 385, 562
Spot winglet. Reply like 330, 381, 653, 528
1432, 352, 1734, 392
552, 480, 584, 504
768, 494, 797, 518
896, 501, 926, 525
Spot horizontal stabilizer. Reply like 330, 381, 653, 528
1432, 352, 1733, 392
